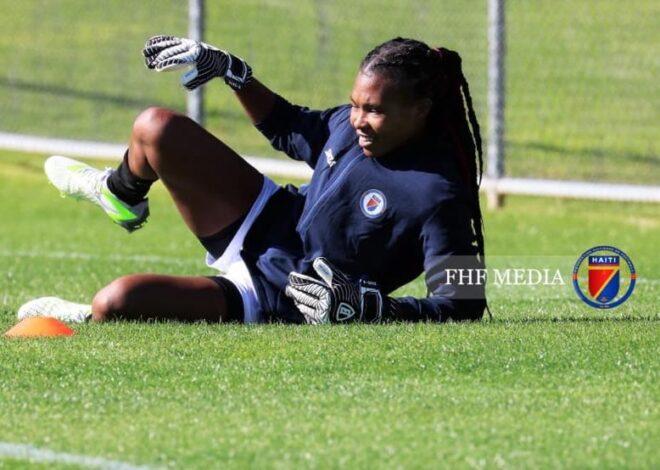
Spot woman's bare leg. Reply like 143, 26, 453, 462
91, 274, 238, 323
125, 106, 263, 237
92, 108, 264, 323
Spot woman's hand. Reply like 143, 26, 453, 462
142, 35, 252, 91
286, 258, 385, 324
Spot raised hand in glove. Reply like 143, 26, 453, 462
286, 258, 388, 324
142, 35, 252, 91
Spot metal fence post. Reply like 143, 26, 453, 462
187, 0, 205, 125
487, 0, 506, 208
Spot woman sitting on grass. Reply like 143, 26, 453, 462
19, 36, 486, 324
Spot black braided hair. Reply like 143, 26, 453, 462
360, 37, 486, 259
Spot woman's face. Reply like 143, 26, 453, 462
350, 71, 430, 158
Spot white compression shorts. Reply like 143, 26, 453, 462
205, 176, 279, 324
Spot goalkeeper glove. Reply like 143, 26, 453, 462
142, 35, 252, 91
286, 258, 390, 324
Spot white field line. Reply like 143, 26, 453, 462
0, 442, 163, 470
0, 249, 201, 267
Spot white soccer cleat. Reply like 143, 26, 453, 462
17, 297, 92, 323
44, 155, 149, 232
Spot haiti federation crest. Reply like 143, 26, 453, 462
572, 246, 636, 309
360, 190, 387, 219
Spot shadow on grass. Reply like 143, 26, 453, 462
0, 77, 241, 121
488, 315, 659, 324
0, 77, 181, 111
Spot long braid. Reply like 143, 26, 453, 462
361, 38, 486, 260
436, 48, 485, 259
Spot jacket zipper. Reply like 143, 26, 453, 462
297, 151, 362, 234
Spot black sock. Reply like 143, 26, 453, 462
106, 151, 155, 206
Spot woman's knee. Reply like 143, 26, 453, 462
91, 276, 136, 322
132, 106, 186, 151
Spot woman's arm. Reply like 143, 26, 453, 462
391, 197, 486, 322
234, 79, 277, 125
142, 35, 341, 165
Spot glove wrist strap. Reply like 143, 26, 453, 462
223, 53, 253, 91
358, 280, 384, 323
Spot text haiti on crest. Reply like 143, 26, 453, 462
444, 268, 566, 287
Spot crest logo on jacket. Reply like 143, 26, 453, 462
360, 190, 387, 218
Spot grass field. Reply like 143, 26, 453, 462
1, 150, 658, 468
1, 1, 658, 467
0, 0, 658, 184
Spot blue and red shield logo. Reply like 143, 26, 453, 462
360, 190, 387, 219
588, 256, 619, 303
573, 246, 636, 309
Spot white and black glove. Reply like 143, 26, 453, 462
142, 35, 252, 91
286, 258, 388, 324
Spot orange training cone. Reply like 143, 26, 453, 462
4, 317, 75, 337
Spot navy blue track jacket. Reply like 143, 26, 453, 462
240, 95, 486, 323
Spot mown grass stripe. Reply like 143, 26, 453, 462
0, 250, 200, 267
